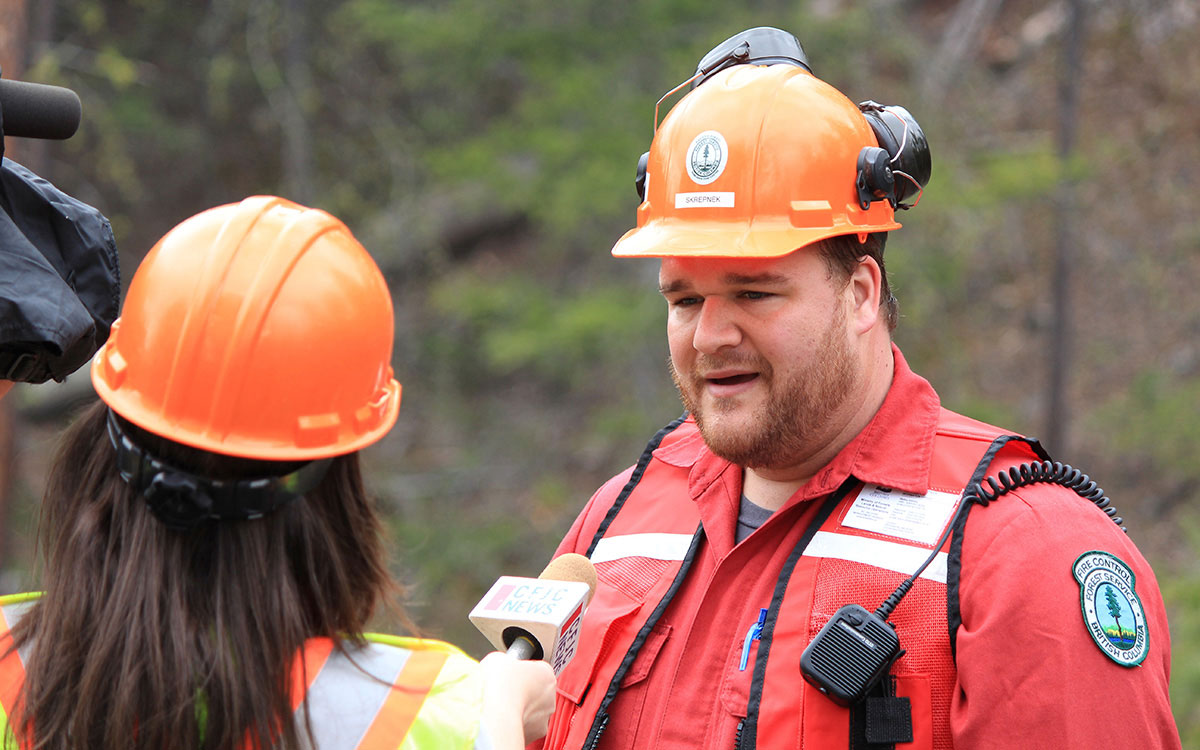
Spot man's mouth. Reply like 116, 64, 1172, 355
707, 373, 758, 386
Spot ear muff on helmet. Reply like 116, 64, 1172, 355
855, 101, 932, 210
635, 150, 650, 200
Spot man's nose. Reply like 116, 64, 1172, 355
692, 299, 742, 354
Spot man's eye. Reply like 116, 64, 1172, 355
741, 291, 771, 300
668, 296, 701, 307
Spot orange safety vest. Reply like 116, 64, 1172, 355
0, 597, 474, 750
544, 411, 1043, 750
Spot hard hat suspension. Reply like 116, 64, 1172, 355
106, 408, 332, 531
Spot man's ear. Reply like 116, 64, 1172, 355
848, 256, 883, 334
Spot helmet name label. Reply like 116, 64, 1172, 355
675, 192, 735, 208
685, 130, 728, 185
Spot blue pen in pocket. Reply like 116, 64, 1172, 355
739, 608, 768, 671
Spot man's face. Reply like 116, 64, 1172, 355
659, 250, 861, 471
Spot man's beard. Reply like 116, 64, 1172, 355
669, 307, 855, 469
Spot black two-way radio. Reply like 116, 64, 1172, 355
799, 602, 904, 706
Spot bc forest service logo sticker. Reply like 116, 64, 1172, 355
1073, 551, 1148, 667
686, 130, 728, 185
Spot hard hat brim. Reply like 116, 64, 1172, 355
93, 344, 403, 462
610, 216, 901, 259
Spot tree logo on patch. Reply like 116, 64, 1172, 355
1073, 551, 1148, 667
686, 131, 728, 185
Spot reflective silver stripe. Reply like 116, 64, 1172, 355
297, 642, 413, 750
1, 600, 37, 665
590, 533, 694, 564
802, 531, 948, 583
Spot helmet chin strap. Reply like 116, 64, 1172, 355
105, 409, 332, 532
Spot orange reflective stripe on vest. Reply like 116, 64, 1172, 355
294, 639, 449, 750
355, 649, 449, 750
288, 637, 335, 713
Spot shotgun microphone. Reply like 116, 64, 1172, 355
0, 78, 83, 140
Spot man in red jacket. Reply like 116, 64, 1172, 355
537, 27, 1180, 750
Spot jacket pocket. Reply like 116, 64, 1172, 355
618, 622, 671, 689
544, 587, 643, 749
556, 585, 643, 705
601, 621, 674, 748
718, 616, 761, 719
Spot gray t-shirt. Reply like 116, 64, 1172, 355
736, 494, 775, 543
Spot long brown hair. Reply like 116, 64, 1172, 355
6, 399, 397, 749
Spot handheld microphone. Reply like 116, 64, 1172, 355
0, 78, 83, 140
470, 553, 598, 674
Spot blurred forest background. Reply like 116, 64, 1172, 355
1, 0, 1197, 741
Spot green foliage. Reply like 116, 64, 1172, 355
429, 269, 662, 391
94, 46, 140, 88
1091, 370, 1200, 478
75, 0, 106, 34
947, 143, 1057, 209
1161, 511, 1200, 748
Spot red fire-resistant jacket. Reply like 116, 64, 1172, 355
537, 347, 1179, 750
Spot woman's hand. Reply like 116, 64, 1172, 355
478, 651, 557, 749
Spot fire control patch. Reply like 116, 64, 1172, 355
1073, 551, 1148, 667
686, 130, 728, 185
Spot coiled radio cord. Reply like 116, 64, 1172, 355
876, 459, 1124, 622
971, 460, 1125, 533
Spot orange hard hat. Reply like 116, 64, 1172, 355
613, 63, 901, 258
92, 196, 401, 461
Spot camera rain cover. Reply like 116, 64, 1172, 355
0, 157, 119, 383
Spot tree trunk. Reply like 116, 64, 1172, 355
1045, 0, 1086, 454
919, 0, 1006, 103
